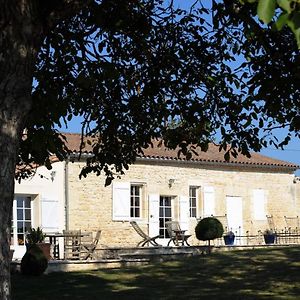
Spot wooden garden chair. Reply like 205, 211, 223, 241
165, 221, 191, 246
81, 230, 101, 260
130, 221, 162, 247
266, 215, 277, 231
63, 230, 82, 260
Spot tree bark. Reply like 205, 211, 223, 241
0, 1, 43, 299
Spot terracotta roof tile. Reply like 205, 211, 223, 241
62, 133, 299, 170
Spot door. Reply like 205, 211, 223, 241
149, 195, 174, 246
11, 196, 32, 259
226, 196, 243, 236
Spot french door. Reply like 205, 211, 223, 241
159, 196, 172, 239
11, 196, 32, 258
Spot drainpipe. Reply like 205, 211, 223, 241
64, 159, 69, 230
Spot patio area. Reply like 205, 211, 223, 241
11, 242, 293, 274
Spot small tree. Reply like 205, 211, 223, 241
195, 217, 224, 252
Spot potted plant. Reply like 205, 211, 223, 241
195, 217, 224, 253
223, 231, 235, 245
26, 227, 51, 260
263, 229, 276, 244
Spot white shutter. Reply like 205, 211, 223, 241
148, 194, 159, 237
203, 186, 215, 216
253, 189, 266, 220
112, 182, 130, 221
179, 196, 189, 231
41, 198, 59, 232
226, 196, 243, 234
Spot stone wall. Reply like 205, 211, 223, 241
67, 159, 299, 247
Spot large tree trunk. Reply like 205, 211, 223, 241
0, 1, 43, 299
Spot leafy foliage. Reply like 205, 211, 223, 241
241, 0, 300, 47
26, 227, 46, 244
13, 0, 299, 185
195, 217, 224, 241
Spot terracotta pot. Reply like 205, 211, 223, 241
26, 243, 52, 260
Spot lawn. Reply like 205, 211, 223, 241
12, 247, 300, 300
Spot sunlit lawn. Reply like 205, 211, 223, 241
12, 247, 300, 300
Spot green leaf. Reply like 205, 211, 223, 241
257, 0, 276, 24
274, 12, 289, 30
286, 13, 300, 48
224, 151, 230, 162
277, 0, 292, 13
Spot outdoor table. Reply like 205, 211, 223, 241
45, 232, 87, 259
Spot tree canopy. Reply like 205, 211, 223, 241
1, 1, 300, 299
16, 0, 299, 186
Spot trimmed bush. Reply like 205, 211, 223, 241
21, 244, 48, 276
195, 217, 224, 242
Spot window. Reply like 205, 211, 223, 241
112, 182, 143, 220
189, 186, 197, 217
11, 196, 32, 246
130, 185, 142, 218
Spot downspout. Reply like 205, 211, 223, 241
64, 158, 69, 230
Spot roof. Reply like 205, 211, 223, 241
63, 133, 299, 170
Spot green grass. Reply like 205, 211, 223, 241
12, 247, 300, 300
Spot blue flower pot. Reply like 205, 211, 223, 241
224, 234, 235, 245
264, 234, 276, 244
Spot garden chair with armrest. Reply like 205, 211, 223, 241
165, 221, 191, 246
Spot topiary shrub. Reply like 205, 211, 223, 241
195, 217, 224, 251
21, 244, 48, 276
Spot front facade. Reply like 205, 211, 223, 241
67, 159, 300, 247
12, 133, 300, 258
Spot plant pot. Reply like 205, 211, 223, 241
26, 243, 51, 260
223, 234, 235, 245
264, 234, 276, 244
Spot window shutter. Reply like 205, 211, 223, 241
179, 196, 189, 231
203, 186, 215, 216
112, 182, 130, 221
41, 198, 59, 232
253, 189, 266, 220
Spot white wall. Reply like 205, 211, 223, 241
12, 161, 66, 259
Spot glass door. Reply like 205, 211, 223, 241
11, 196, 32, 257
159, 196, 172, 239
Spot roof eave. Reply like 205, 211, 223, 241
67, 152, 298, 172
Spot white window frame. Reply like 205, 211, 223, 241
130, 184, 143, 219
11, 195, 33, 248
189, 186, 198, 218
112, 182, 144, 221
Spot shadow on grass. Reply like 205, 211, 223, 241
12, 247, 300, 300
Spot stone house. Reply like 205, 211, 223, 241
11, 133, 300, 258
